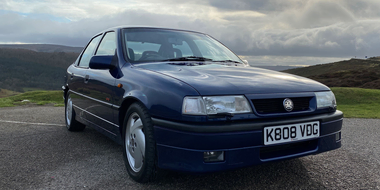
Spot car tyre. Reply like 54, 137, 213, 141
65, 93, 86, 131
122, 103, 158, 183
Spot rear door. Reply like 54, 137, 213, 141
69, 35, 102, 119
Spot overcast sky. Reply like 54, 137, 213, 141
1, 0, 380, 66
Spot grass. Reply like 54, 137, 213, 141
23, 87, 44, 92
0, 88, 379, 119
331, 87, 380, 118
0, 90, 64, 107
0, 89, 19, 98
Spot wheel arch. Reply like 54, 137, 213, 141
118, 96, 148, 136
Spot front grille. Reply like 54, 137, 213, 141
251, 97, 312, 114
260, 139, 318, 160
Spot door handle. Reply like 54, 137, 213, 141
84, 75, 90, 83
70, 73, 74, 80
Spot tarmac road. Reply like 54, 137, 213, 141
0, 106, 379, 190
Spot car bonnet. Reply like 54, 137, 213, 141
135, 63, 330, 95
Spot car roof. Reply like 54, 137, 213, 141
99, 25, 205, 35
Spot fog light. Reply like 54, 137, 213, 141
335, 132, 341, 141
203, 151, 224, 162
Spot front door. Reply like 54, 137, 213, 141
83, 31, 119, 135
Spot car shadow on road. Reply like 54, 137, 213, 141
65, 127, 327, 189
145, 159, 326, 189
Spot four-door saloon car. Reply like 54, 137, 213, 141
63, 26, 343, 183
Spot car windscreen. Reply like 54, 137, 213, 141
123, 28, 242, 64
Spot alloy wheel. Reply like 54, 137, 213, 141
125, 112, 146, 172
66, 97, 73, 126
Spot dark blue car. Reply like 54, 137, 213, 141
63, 26, 343, 183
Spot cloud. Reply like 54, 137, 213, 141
343, 0, 380, 18
1, 0, 380, 66
206, 0, 305, 13
224, 20, 380, 58
278, 0, 355, 29
0, 8, 214, 46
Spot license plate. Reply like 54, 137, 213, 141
264, 121, 320, 145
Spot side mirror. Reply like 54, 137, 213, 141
89, 55, 114, 70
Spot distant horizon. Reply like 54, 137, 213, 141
0, 43, 375, 67
0, 43, 84, 48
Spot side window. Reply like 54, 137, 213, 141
96, 32, 116, 56
78, 35, 101, 67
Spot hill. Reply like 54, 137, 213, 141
251, 65, 300, 71
0, 48, 79, 92
0, 44, 83, 53
1, 43, 379, 92
283, 57, 380, 89
0, 89, 19, 98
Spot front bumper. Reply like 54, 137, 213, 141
153, 111, 343, 173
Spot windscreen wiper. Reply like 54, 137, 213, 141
163, 56, 213, 62
213, 60, 242, 64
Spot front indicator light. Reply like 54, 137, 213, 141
182, 97, 206, 115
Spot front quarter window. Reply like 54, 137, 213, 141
78, 35, 102, 67
96, 32, 116, 56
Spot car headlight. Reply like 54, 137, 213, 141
315, 91, 337, 109
182, 95, 252, 115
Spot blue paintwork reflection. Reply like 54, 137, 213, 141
136, 63, 330, 95
113, 66, 201, 123
67, 65, 89, 119
84, 68, 118, 133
